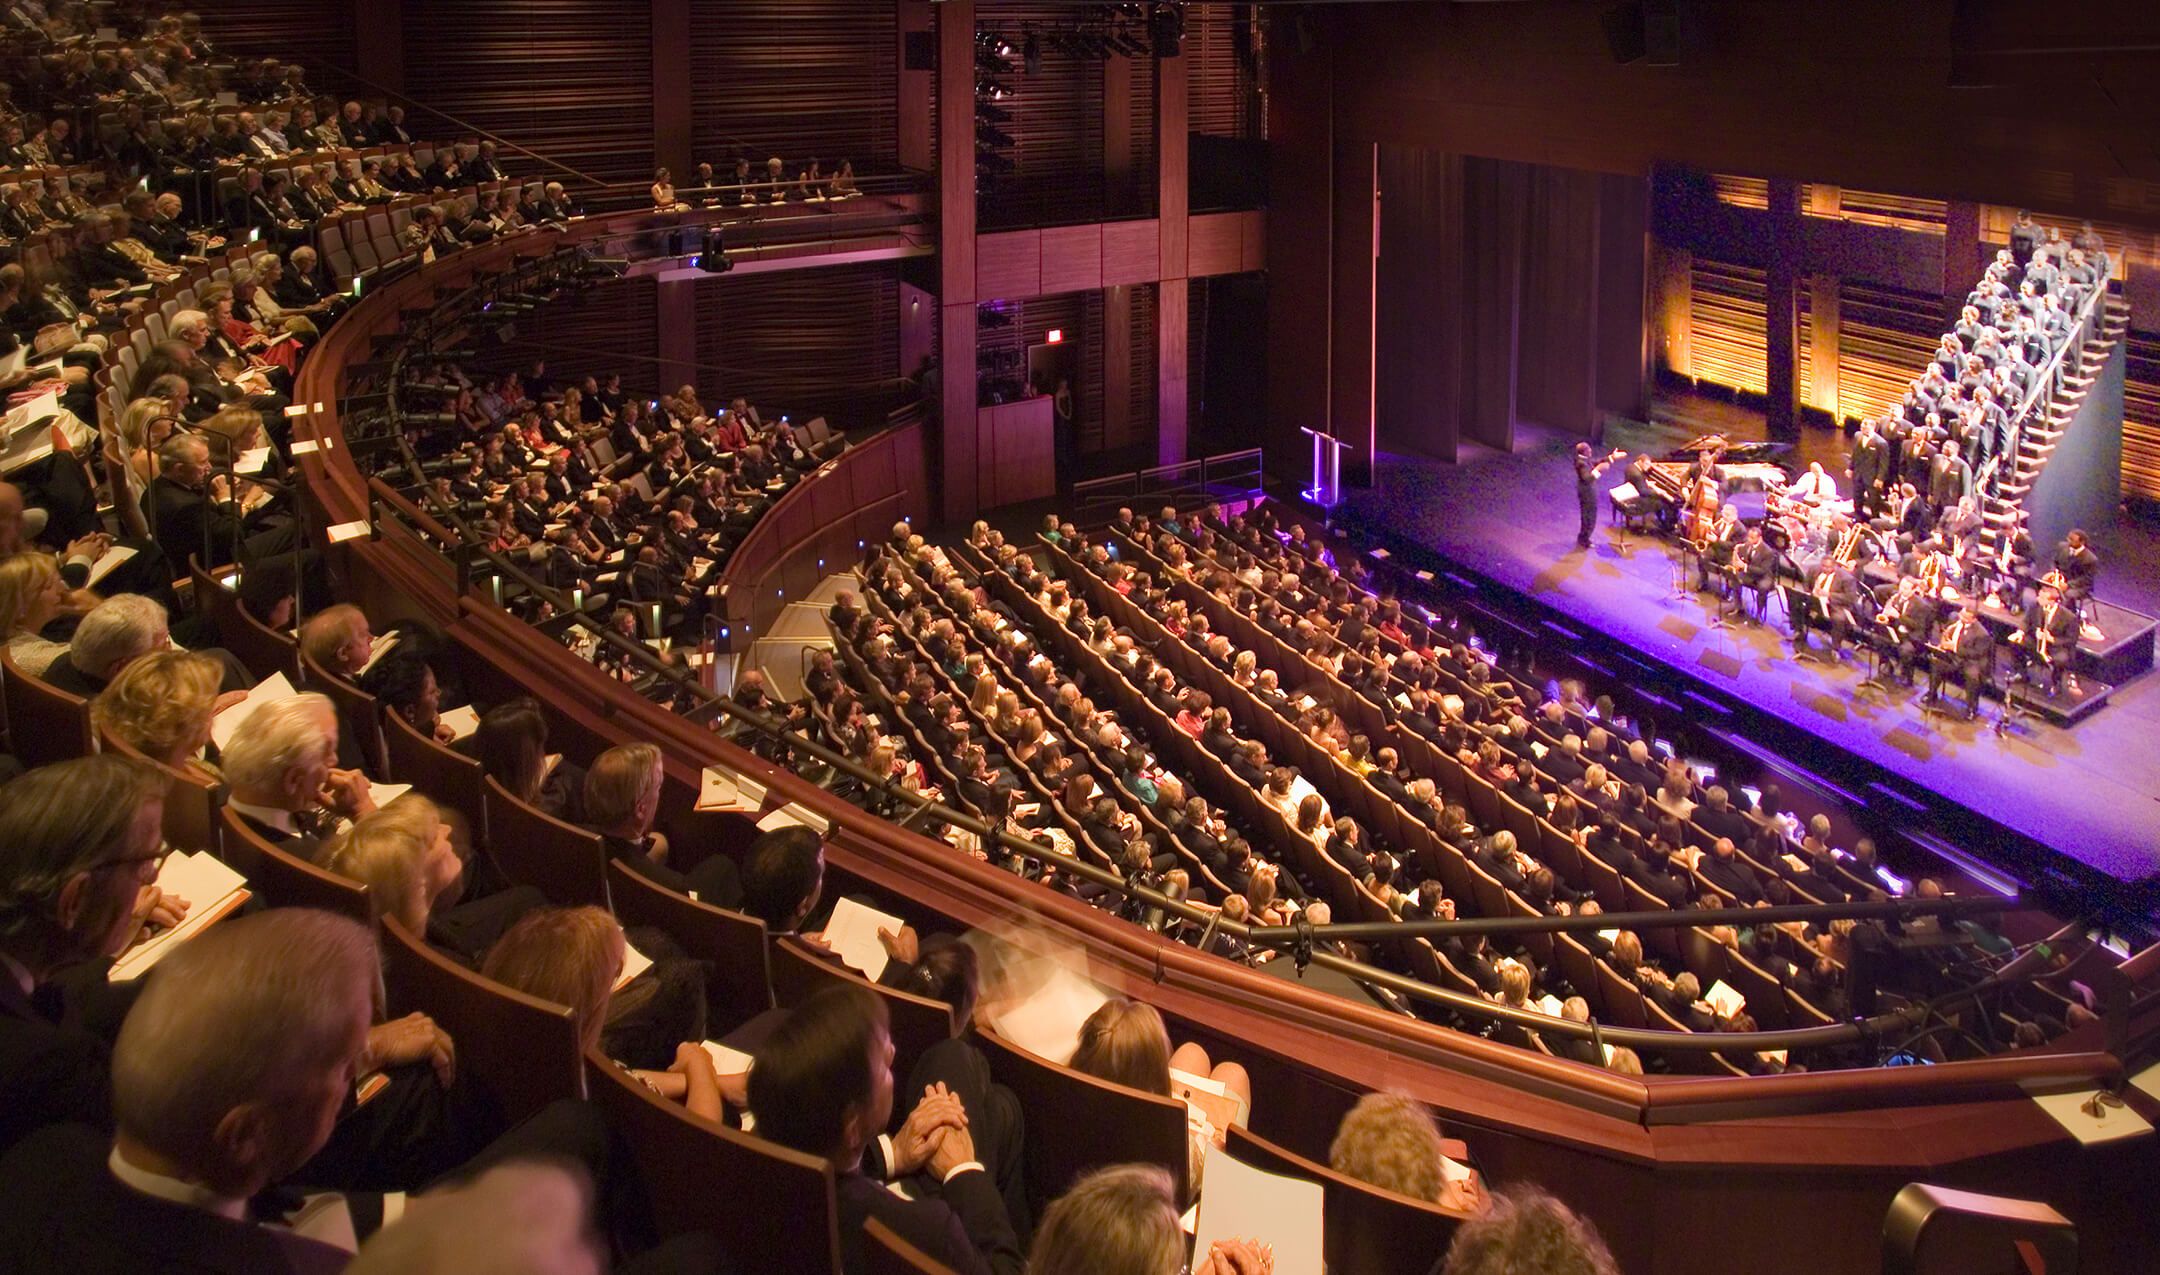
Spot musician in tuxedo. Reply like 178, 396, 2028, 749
1926, 606, 1995, 715
1621, 452, 1676, 531
1696, 504, 1743, 593
1871, 576, 1935, 686
2017, 579, 2081, 696
1572, 441, 1621, 550
2052, 529, 2098, 609
1734, 523, 1780, 622
1792, 563, 1860, 657
1848, 418, 1891, 517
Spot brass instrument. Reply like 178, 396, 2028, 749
1831, 524, 1865, 568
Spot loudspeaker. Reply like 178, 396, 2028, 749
904, 31, 936, 72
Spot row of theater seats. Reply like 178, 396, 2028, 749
855, 506, 2093, 1072
2, 552, 1519, 1274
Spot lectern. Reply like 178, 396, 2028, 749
1300, 426, 1353, 508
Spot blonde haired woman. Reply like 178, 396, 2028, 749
1328, 1091, 1487, 1214
0, 552, 73, 675
483, 905, 730, 1115
1069, 996, 1254, 1188
323, 793, 468, 935
650, 167, 689, 212
90, 649, 237, 776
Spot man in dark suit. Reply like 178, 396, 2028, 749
221, 692, 375, 862
2052, 529, 2098, 608
1848, 417, 1891, 518
1696, 836, 1764, 905
1793, 563, 1860, 657
1926, 441, 1971, 513
0, 910, 378, 1274
750, 986, 1024, 1275
1692, 786, 1752, 846
145, 433, 290, 572
1735, 525, 1781, 622
1926, 606, 1995, 715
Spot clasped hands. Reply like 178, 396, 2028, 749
886, 1081, 977, 1179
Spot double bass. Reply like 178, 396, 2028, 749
1679, 440, 1726, 543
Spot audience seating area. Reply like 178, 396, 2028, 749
0, 7, 2152, 1275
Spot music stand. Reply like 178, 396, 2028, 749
1299, 427, 1353, 509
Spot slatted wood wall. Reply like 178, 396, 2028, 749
687, 3, 899, 173
194, 2, 358, 74
1186, 3, 1261, 140
1832, 189, 1947, 232
477, 277, 660, 394
977, 3, 1106, 231
1834, 281, 1942, 425
692, 263, 904, 431
1682, 259, 1769, 394
398, 0, 655, 186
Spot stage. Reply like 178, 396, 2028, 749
1332, 400, 2160, 898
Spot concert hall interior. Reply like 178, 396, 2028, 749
5, 3, 2160, 1275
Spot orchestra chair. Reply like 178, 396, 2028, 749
380, 915, 586, 1126
383, 708, 489, 844
585, 1052, 843, 1275
96, 721, 224, 854
215, 806, 373, 925
0, 647, 95, 768
864, 1218, 962, 1275
299, 647, 388, 779
608, 859, 775, 1036
482, 774, 611, 908
768, 936, 952, 1088
190, 556, 301, 681
977, 1026, 1192, 1214
1226, 1125, 1469, 1275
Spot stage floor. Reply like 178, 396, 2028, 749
1336, 404, 2160, 887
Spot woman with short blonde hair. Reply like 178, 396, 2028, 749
1329, 1091, 1485, 1212
0, 552, 69, 675
323, 793, 460, 934
91, 649, 224, 772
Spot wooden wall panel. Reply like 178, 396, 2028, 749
399, 0, 655, 186
691, 263, 904, 430
978, 398, 1056, 506
976, 231, 1043, 301
195, 2, 358, 74
688, 2, 900, 172
1103, 219, 1163, 287
1188, 212, 1246, 278
2125, 331, 2160, 503
1040, 224, 1106, 296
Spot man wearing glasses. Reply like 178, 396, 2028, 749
0, 754, 172, 1154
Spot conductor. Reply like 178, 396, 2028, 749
1574, 441, 1623, 550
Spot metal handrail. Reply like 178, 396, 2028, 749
1985, 271, 2109, 504
349, 250, 2098, 1059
